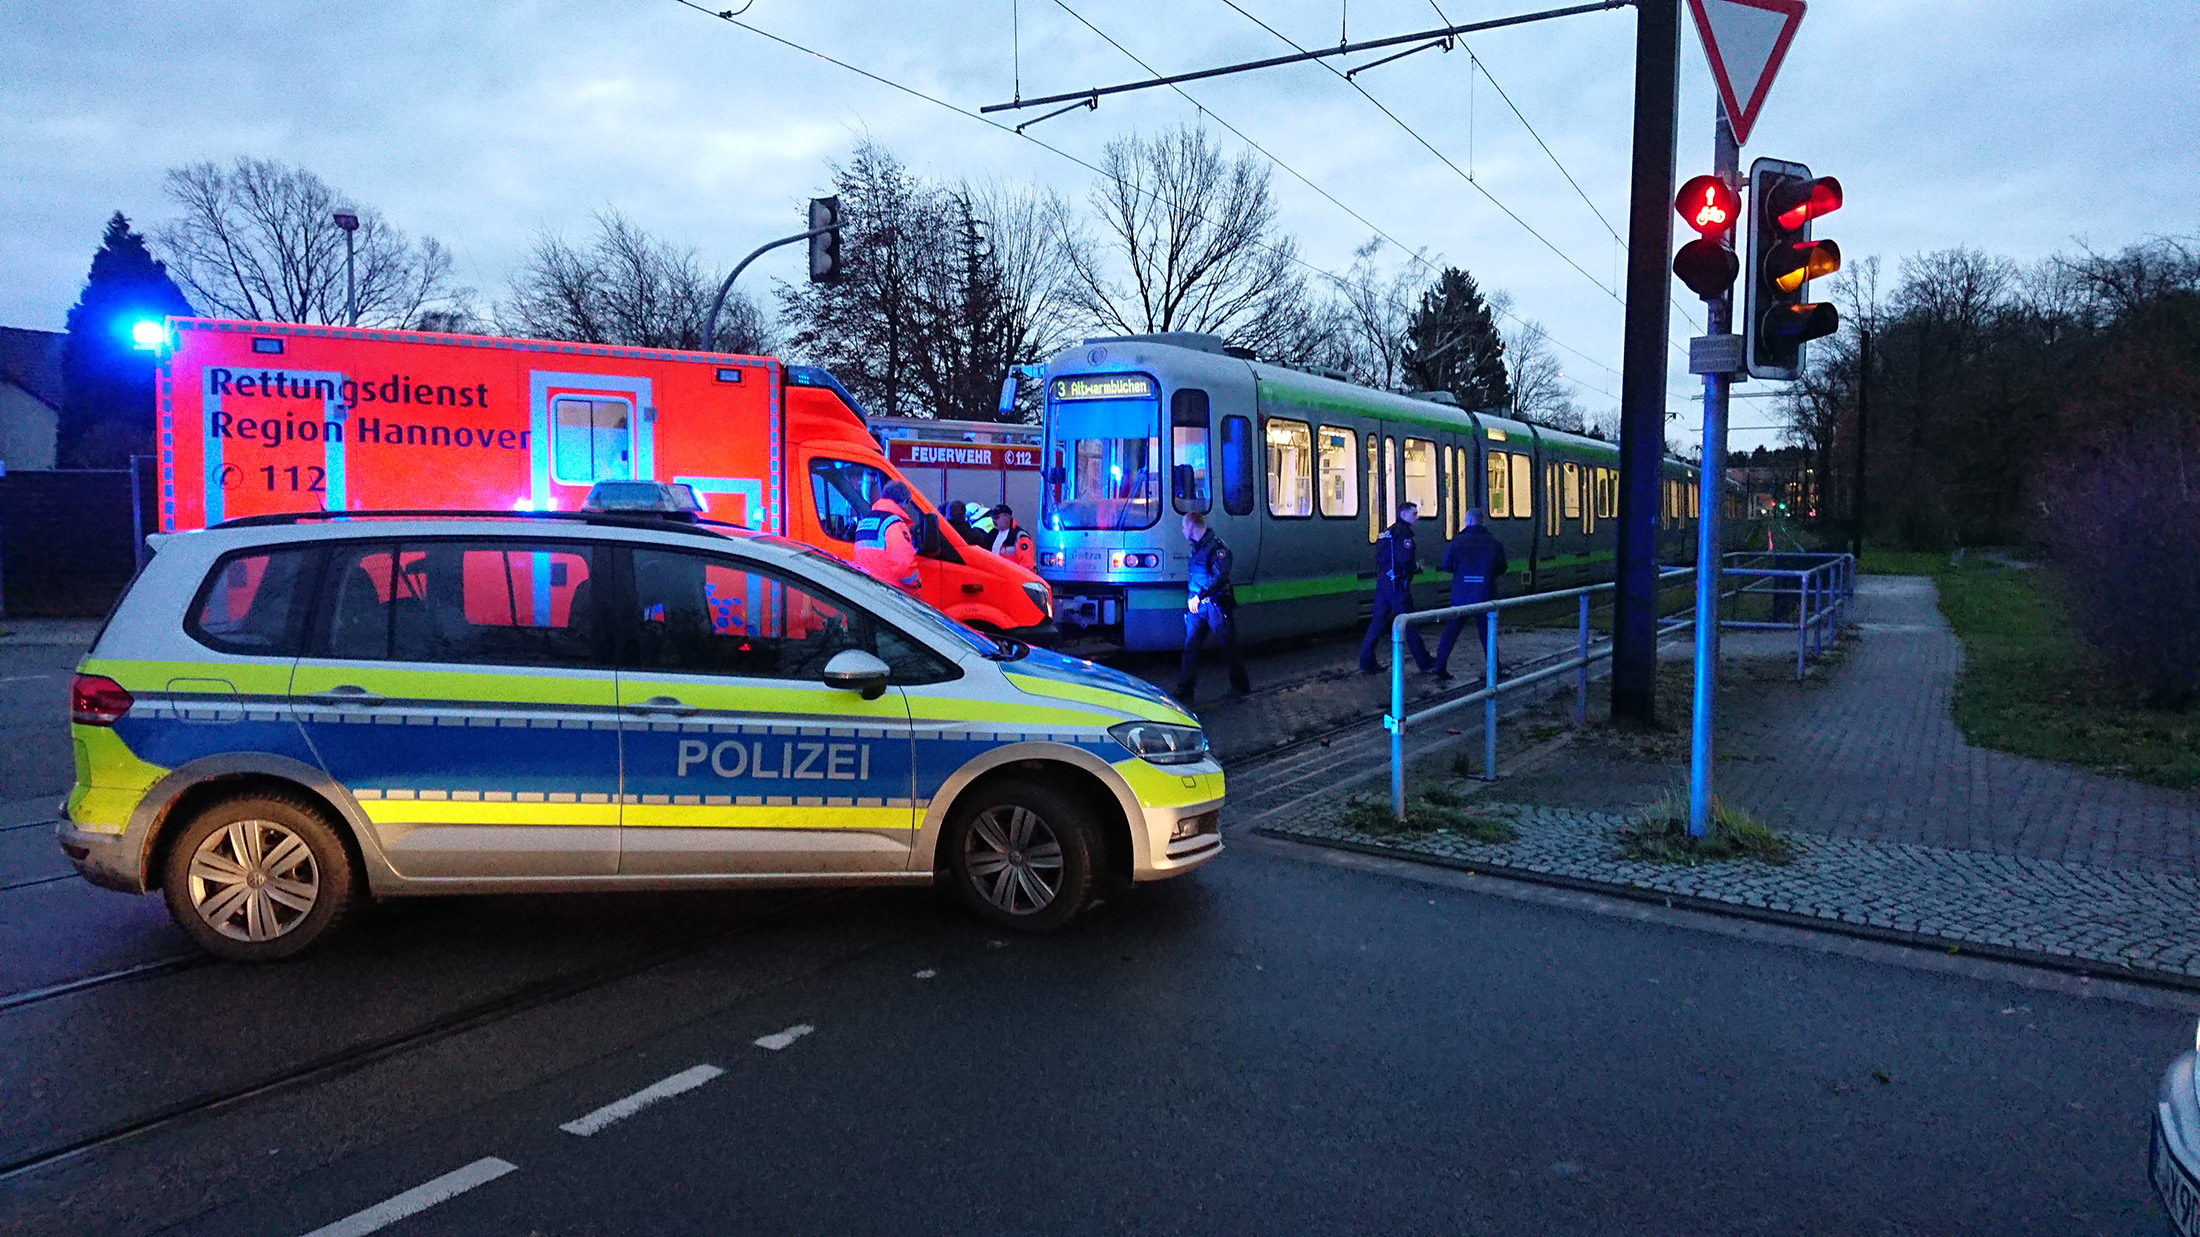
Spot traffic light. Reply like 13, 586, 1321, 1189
1745, 158, 1842, 380
1672, 173, 1740, 300
808, 196, 845, 284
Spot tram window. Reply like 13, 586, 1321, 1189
1383, 437, 1398, 527
1265, 419, 1314, 518
1402, 439, 1438, 521
1545, 464, 1561, 537
1689, 481, 1700, 519
1316, 425, 1358, 518
1451, 448, 1467, 533
1562, 462, 1582, 520
1486, 452, 1511, 519
1220, 415, 1254, 516
1512, 453, 1533, 522
1170, 389, 1212, 515
1365, 435, 1380, 543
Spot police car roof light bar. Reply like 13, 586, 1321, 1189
208, 509, 749, 540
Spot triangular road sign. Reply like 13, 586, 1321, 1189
1686, 0, 1806, 146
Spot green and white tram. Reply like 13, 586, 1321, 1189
1033, 332, 1713, 652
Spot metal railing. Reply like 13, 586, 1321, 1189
1715, 551, 1855, 679
1381, 553, 1855, 818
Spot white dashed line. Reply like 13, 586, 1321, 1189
753, 1024, 814, 1051
913, 969, 937, 979
559, 1064, 725, 1137
300, 1156, 517, 1237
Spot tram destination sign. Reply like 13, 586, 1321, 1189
887, 440, 1040, 471
1051, 374, 1155, 401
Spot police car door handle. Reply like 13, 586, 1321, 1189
311, 685, 385, 706
629, 695, 697, 717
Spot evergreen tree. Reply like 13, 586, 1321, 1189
1400, 267, 1511, 411
59, 213, 192, 467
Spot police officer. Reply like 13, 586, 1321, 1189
853, 479, 922, 593
1360, 501, 1437, 675
1175, 510, 1249, 705
1431, 506, 1511, 680
985, 504, 1036, 571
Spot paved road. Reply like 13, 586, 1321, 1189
0, 624, 2189, 1235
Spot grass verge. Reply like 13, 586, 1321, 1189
1862, 551, 2200, 791
1619, 795, 1794, 866
1338, 788, 1519, 843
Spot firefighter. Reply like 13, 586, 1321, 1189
1431, 507, 1511, 680
1359, 501, 1436, 675
853, 480, 922, 593
985, 504, 1036, 571
1174, 511, 1249, 705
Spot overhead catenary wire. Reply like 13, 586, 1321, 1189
663, 0, 1635, 392
1046, 0, 1618, 394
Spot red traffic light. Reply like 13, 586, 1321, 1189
1673, 238, 1740, 300
1765, 176, 1843, 232
1675, 175, 1740, 237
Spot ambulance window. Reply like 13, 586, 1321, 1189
1170, 389, 1211, 515
552, 397, 633, 485
809, 458, 889, 542
187, 546, 321, 655
1316, 425, 1358, 519
631, 550, 872, 680
1220, 415, 1255, 516
318, 540, 600, 666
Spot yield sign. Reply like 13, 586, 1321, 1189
1686, 0, 1806, 146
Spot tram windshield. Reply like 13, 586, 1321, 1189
1043, 374, 1162, 531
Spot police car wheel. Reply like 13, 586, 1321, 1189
945, 781, 1096, 932
161, 793, 358, 963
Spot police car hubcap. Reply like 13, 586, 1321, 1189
187, 820, 319, 943
965, 806, 1063, 915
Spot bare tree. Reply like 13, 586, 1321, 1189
1331, 238, 1420, 389
156, 157, 472, 328
502, 211, 772, 352
1506, 320, 1584, 431
1060, 125, 1310, 355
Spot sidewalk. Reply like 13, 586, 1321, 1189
1255, 575, 2200, 984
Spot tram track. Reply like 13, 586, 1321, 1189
0, 890, 849, 1183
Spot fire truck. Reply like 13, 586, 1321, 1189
151, 318, 1056, 641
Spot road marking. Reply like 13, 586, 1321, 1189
913, 969, 937, 979
300, 1156, 517, 1237
0, 675, 54, 684
754, 1024, 814, 1051
559, 1064, 724, 1136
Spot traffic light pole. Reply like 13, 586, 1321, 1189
1611, 0, 1681, 727
702, 223, 838, 354
1685, 105, 1740, 839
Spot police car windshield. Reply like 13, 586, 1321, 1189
772, 541, 1011, 659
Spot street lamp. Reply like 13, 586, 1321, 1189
332, 211, 360, 326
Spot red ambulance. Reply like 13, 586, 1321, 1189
152, 318, 1056, 642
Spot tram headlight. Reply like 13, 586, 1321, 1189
1108, 720, 1209, 766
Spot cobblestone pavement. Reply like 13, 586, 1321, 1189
1264, 803, 2200, 980
1246, 573, 2200, 983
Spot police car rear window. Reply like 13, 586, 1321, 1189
187, 547, 321, 656
318, 539, 602, 667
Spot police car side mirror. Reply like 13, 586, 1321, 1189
821, 649, 891, 701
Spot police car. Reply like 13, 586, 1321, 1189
58, 502, 1222, 961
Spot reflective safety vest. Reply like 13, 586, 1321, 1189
989, 524, 1036, 571
853, 498, 921, 591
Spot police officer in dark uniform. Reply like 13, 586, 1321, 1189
1175, 511, 1250, 705
1432, 506, 1511, 680
1360, 501, 1437, 675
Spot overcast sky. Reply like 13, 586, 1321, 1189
5, 0, 2194, 449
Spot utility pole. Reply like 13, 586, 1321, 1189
1611, 0, 1681, 726
333, 211, 360, 326
1685, 103, 1740, 839
1851, 327, 1869, 559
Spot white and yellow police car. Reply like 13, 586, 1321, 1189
59, 505, 1222, 960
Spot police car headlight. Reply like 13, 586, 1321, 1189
1023, 581, 1051, 615
1108, 720, 1208, 766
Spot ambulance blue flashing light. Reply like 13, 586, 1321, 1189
128, 319, 167, 350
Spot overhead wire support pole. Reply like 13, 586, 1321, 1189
1015, 94, 1098, 134
1345, 36, 1452, 80
978, 0, 1631, 113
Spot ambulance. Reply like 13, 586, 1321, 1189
150, 318, 1055, 642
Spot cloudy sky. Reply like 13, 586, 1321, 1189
5, 0, 2194, 449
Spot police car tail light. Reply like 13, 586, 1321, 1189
1108, 720, 1208, 766
71, 674, 133, 726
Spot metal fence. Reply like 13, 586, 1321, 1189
1382, 551, 1855, 817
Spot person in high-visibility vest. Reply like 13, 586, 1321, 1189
985, 504, 1036, 571
853, 480, 922, 592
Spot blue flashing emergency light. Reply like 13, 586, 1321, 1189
128, 319, 166, 350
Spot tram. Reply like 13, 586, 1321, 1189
1032, 332, 1722, 652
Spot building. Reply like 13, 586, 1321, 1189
0, 327, 62, 472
